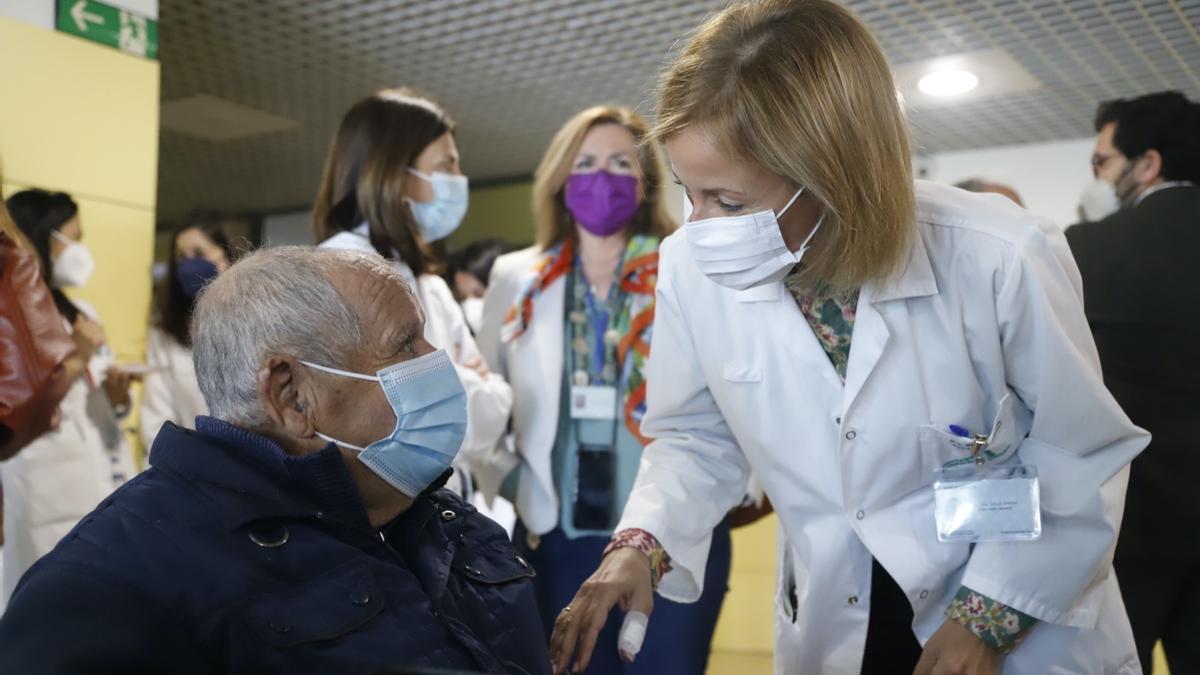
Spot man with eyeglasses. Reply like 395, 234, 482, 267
1067, 91, 1200, 674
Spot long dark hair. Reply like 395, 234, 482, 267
446, 238, 519, 298
157, 210, 234, 347
5, 189, 81, 323
311, 87, 455, 276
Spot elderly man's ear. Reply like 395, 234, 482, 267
258, 356, 318, 439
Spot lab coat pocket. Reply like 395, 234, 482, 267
918, 391, 1030, 479
722, 362, 763, 383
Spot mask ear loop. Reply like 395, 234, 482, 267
775, 186, 824, 253
299, 360, 380, 382
776, 186, 806, 218
298, 361, 378, 451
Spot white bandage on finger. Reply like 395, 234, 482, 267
618, 610, 649, 661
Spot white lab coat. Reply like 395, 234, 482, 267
1, 303, 135, 602
319, 228, 513, 497
617, 182, 1147, 674
140, 327, 208, 448
474, 246, 565, 534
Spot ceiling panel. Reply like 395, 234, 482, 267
156, 0, 1200, 220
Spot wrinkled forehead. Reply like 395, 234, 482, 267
332, 263, 424, 344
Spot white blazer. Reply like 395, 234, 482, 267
475, 246, 566, 535
319, 229, 513, 496
140, 327, 208, 448
1, 303, 135, 603
616, 182, 1147, 674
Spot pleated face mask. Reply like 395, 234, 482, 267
685, 186, 823, 291
302, 349, 467, 498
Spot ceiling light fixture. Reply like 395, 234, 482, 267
918, 69, 979, 97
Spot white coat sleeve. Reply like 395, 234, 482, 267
466, 259, 523, 502
960, 226, 1149, 628
138, 330, 176, 450
613, 260, 751, 604
427, 279, 515, 497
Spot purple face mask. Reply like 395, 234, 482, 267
564, 170, 640, 237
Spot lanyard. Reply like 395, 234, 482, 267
580, 279, 610, 382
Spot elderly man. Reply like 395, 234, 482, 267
0, 247, 549, 675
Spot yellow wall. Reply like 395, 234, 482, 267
453, 181, 535, 248
713, 516, 777, 657
0, 15, 160, 460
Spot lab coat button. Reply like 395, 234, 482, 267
848, 595, 859, 606
920, 590, 930, 599
856, 510, 865, 520
845, 430, 857, 440
835, 416, 842, 425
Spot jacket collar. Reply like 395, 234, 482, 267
149, 417, 370, 531
733, 227, 938, 305
862, 225, 939, 304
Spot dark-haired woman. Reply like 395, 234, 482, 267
1, 189, 135, 602
314, 88, 512, 499
140, 211, 233, 448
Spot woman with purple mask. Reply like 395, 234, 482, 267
474, 106, 731, 674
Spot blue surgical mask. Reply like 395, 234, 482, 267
406, 168, 469, 242
301, 349, 467, 498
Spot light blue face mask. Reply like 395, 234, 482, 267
301, 349, 467, 498
407, 168, 469, 242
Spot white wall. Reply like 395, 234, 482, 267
918, 137, 1096, 227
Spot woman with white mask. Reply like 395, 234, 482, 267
314, 88, 512, 502
550, 2, 1147, 674
1, 189, 137, 603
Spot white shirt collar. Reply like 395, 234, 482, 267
353, 222, 418, 288
1135, 181, 1196, 206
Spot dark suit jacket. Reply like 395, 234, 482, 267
1067, 185, 1200, 560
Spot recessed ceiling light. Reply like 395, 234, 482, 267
918, 69, 979, 97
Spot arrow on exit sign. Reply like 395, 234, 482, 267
56, 0, 158, 60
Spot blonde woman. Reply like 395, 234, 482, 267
552, 2, 1146, 674
476, 106, 730, 673
313, 88, 512, 501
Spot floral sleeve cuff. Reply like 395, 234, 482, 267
945, 586, 1039, 653
604, 529, 672, 590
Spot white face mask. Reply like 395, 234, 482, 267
460, 297, 484, 334
50, 230, 95, 288
685, 186, 822, 290
1078, 179, 1120, 222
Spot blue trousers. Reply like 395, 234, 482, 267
515, 518, 732, 675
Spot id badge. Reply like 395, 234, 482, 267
933, 464, 1041, 543
570, 385, 617, 420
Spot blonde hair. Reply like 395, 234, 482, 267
652, 0, 916, 294
533, 105, 676, 249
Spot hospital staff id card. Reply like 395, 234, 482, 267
933, 464, 1042, 543
570, 385, 618, 420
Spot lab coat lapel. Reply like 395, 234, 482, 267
842, 231, 939, 417
530, 275, 565, 426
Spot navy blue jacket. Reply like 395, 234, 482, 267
0, 418, 550, 675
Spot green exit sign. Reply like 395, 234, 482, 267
56, 0, 158, 60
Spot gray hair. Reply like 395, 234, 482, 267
192, 246, 399, 427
